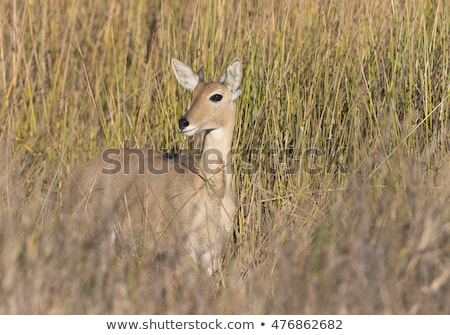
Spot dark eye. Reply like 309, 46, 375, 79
209, 94, 223, 102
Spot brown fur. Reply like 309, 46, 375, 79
64, 58, 243, 274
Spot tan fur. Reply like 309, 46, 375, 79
64, 58, 242, 274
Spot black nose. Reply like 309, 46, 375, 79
178, 117, 189, 131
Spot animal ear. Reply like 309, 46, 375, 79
223, 58, 242, 102
171, 58, 199, 91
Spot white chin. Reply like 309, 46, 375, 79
180, 126, 199, 136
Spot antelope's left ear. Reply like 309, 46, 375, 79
171, 58, 199, 91
219, 59, 242, 102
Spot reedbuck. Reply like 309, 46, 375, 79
65, 58, 242, 275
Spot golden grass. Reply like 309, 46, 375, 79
0, 0, 449, 313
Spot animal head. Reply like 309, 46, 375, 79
171, 58, 242, 136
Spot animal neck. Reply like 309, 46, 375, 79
199, 104, 235, 198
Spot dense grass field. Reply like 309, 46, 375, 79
1, 0, 449, 314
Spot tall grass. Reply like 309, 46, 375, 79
0, 0, 449, 313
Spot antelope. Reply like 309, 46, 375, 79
64, 58, 242, 275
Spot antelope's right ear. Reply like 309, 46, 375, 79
218, 58, 242, 102
171, 59, 199, 91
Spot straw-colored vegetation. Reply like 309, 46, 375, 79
1, 0, 449, 314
